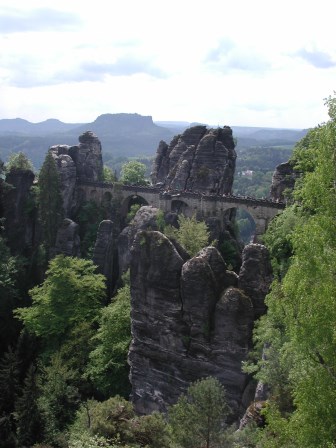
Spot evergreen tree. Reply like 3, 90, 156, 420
0, 348, 19, 447
15, 364, 43, 446
6, 151, 34, 172
38, 151, 63, 252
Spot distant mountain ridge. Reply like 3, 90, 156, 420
0, 113, 309, 169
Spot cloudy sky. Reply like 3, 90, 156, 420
0, 0, 335, 128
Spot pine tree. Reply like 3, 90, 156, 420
0, 348, 19, 447
38, 151, 63, 252
16, 364, 43, 446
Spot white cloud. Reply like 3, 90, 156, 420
0, 0, 335, 128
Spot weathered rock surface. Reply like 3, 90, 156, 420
2, 169, 37, 254
151, 125, 236, 194
117, 206, 160, 275
49, 131, 104, 217
238, 244, 273, 319
129, 235, 272, 420
54, 218, 81, 257
270, 161, 299, 202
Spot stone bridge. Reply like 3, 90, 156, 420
77, 181, 285, 239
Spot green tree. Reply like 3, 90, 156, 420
0, 347, 19, 447
38, 353, 80, 443
15, 364, 43, 446
86, 277, 131, 398
168, 376, 230, 448
15, 255, 106, 354
102, 165, 117, 183
6, 151, 34, 172
38, 151, 63, 251
165, 214, 211, 257
120, 161, 147, 185
249, 95, 336, 447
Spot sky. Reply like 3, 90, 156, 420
0, 0, 335, 129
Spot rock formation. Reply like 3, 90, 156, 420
151, 125, 236, 195
129, 232, 272, 420
49, 131, 104, 217
54, 218, 81, 257
270, 161, 299, 202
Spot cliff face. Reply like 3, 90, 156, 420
50, 131, 103, 217
151, 125, 236, 195
129, 230, 272, 420
270, 161, 299, 202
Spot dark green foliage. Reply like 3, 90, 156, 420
38, 151, 63, 252
0, 348, 19, 447
168, 376, 230, 448
77, 200, 105, 258
6, 151, 34, 172
38, 353, 80, 442
0, 236, 22, 355
16, 364, 43, 446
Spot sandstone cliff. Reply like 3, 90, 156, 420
129, 230, 272, 421
151, 125, 236, 195
270, 161, 299, 202
50, 131, 103, 217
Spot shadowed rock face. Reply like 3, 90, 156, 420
54, 218, 81, 257
129, 234, 272, 420
270, 161, 299, 202
151, 126, 236, 194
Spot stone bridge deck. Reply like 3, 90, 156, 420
77, 181, 285, 237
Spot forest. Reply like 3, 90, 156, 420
0, 96, 335, 448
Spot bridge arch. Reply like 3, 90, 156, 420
120, 194, 149, 220
171, 199, 192, 217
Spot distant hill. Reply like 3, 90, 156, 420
0, 118, 81, 135
0, 113, 174, 168
0, 114, 308, 170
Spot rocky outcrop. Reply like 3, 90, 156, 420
49, 131, 104, 217
54, 218, 81, 257
270, 161, 299, 202
117, 206, 160, 275
129, 235, 272, 420
2, 169, 37, 254
238, 244, 273, 319
151, 126, 236, 195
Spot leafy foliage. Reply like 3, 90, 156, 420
248, 95, 336, 447
164, 214, 210, 256
87, 274, 132, 398
168, 376, 230, 448
120, 161, 147, 185
15, 255, 106, 353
